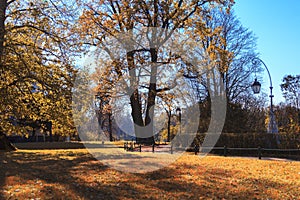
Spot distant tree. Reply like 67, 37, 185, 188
183, 8, 260, 133
185, 8, 259, 102
276, 103, 300, 133
281, 75, 300, 109
156, 93, 177, 142
281, 74, 300, 127
238, 93, 268, 133
93, 70, 115, 141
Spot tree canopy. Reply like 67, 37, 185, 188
281, 75, 300, 109
0, 0, 78, 136
76, 0, 235, 144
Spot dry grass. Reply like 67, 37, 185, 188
0, 148, 300, 200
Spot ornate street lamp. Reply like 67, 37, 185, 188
251, 78, 261, 94
176, 107, 181, 135
251, 57, 278, 134
176, 107, 181, 121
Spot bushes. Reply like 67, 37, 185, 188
194, 132, 300, 149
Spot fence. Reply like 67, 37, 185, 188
207, 146, 300, 160
123, 142, 300, 160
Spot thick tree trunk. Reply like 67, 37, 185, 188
142, 48, 158, 145
0, 132, 16, 151
127, 50, 156, 145
130, 88, 155, 144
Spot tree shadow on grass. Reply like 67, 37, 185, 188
136, 162, 299, 199
0, 150, 163, 199
0, 151, 299, 199
0, 150, 114, 199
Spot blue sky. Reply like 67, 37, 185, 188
234, 0, 300, 104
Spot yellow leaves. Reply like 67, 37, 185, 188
1, 149, 300, 199
0, 0, 77, 136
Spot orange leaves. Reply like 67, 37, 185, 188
1, 149, 300, 199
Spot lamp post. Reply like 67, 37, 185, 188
166, 108, 172, 142
176, 107, 182, 135
251, 57, 278, 134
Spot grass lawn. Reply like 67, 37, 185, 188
0, 148, 299, 200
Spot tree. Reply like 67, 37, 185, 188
94, 75, 114, 141
0, 0, 78, 149
276, 103, 300, 133
281, 75, 300, 109
183, 7, 260, 133
185, 8, 258, 101
238, 93, 268, 133
156, 93, 177, 142
280, 74, 300, 129
78, 0, 234, 144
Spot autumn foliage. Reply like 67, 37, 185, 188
0, 149, 299, 199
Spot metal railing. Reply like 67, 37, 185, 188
124, 142, 300, 160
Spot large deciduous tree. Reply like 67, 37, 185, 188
186, 8, 258, 102
183, 8, 260, 133
78, 0, 234, 144
0, 0, 78, 150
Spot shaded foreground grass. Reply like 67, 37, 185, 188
0, 149, 299, 200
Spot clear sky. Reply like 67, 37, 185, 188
234, 0, 300, 104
